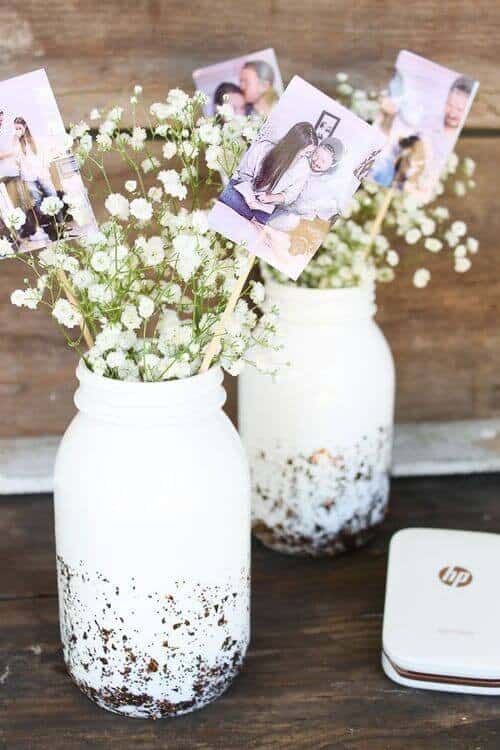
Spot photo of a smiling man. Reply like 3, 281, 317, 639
371, 50, 478, 203
209, 76, 384, 280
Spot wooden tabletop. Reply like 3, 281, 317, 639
1, 474, 500, 749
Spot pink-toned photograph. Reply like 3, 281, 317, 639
193, 48, 283, 118
371, 50, 479, 203
0, 69, 96, 258
208, 76, 385, 280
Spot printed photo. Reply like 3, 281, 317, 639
371, 50, 479, 203
315, 111, 340, 141
193, 48, 284, 118
0, 69, 96, 258
208, 76, 385, 280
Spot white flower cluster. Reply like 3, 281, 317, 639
11, 88, 278, 382
267, 72, 478, 290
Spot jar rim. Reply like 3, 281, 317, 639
262, 277, 375, 322
77, 359, 223, 391
263, 276, 374, 300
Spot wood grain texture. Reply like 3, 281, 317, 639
0, 1, 498, 128
1, 475, 500, 748
0, 1, 499, 435
0, 136, 496, 435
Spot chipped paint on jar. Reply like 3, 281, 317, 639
239, 279, 395, 557
54, 363, 250, 718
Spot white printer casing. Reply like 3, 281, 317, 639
382, 527, 500, 695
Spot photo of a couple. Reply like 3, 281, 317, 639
371, 50, 478, 203
0, 69, 96, 257
193, 48, 283, 117
209, 76, 385, 280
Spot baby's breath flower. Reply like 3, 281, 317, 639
197, 121, 221, 146
141, 155, 160, 173
11, 288, 42, 310
451, 221, 467, 237
7, 207, 26, 231
130, 198, 153, 223
455, 257, 471, 273
386, 250, 399, 267
463, 158, 476, 177
466, 237, 479, 253
0, 237, 14, 257
444, 230, 459, 248
377, 267, 395, 282
105, 193, 129, 221
424, 238, 443, 253
130, 126, 147, 150
158, 169, 187, 200
172, 232, 201, 281
40, 196, 64, 216
413, 268, 431, 288
148, 186, 163, 203
96, 133, 112, 151
162, 142, 177, 160
107, 106, 123, 122
138, 295, 155, 319
405, 228, 421, 244
150, 102, 170, 120
52, 298, 82, 328
249, 281, 266, 305
121, 304, 141, 331
337, 83, 353, 96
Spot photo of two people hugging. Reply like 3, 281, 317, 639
218, 115, 346, 270
210, 75, 382, 281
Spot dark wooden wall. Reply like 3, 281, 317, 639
1, 1, 499, 436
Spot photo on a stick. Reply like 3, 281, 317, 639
371, 50, 479, 203
0, 69, 96, 260
193, 48, 283, 118
208, 75, 385, 280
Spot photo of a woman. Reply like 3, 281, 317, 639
0, 69, 97, 258
219, 122, 318, 224
13, 117, 59, 212
213, 82, 246, 117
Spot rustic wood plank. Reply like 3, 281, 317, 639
1, 476, 500, 748
377, 136, 500, 421
0, 1, 498, 128
6, 417, 500, 496
0, 136, 497, 435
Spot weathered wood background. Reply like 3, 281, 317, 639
1, 1, 499, 436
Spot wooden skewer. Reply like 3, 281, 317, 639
56, 268, 94, 349
200, 252, 256, 373
367, 186, 395, 249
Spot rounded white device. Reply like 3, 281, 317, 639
382, 527, 500, 695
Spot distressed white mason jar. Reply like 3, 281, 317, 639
54, 363, 250, 718
239, 279, 395, 557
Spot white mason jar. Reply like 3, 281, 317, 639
54, 363, 250, 718
239, 279, 395, 557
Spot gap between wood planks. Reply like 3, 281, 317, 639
3, 418, 500, 494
